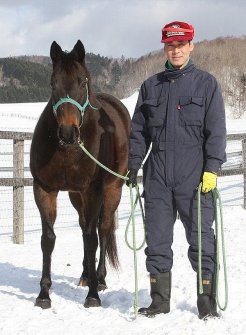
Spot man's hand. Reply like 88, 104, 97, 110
202, 171, 217, 193
126, 169, 138, 187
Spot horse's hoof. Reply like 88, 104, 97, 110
78, 277, 88, 287
35, 298, 51, 309
84, 297, 101, 308
98, 283, 107, 291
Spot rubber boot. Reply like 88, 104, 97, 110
138, 271, 171, 317
197, 273, 220, 320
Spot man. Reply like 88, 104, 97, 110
126, 21, 226, 319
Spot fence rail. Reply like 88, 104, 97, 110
226, 133, 246, 141
1, 130, 246, 244
0, 131, 33, 140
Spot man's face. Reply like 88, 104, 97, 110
164, 40, 194, 68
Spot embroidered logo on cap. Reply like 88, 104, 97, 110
166, 25, 185, 37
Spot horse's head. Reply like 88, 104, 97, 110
50, 40, 92, 146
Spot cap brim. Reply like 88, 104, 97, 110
161, 35, 192, 43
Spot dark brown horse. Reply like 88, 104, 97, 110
30, 40, 130, 309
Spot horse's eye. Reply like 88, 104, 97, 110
50, 79, 56, 89
78, 77, 88, 87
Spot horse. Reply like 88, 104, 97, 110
30, 40, 131, 309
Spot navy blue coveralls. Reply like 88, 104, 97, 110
128, 60, 226, 275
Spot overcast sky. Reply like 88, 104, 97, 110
0, 0, 245, 59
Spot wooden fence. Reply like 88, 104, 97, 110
1, 130, 246, 244
0, 131, 32, 244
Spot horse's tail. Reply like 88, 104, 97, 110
101, 211, 119, 270
106, 213, 119, 270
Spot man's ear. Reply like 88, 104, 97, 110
189, 41, 194, 52
163, 45, 167, 57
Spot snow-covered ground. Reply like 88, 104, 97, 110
0, 95, 246, 335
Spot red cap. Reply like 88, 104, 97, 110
161, 21, 194, 43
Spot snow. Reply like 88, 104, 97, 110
0, 94, 246, 335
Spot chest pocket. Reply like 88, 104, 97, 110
178, 96, 205, 126
143, 96, 167, 128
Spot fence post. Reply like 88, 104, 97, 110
13, 139, 24, 244
243, 139, 246, 210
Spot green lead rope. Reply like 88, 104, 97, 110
79, 142, 146, 318
125, 185, 146, 251
79, 142, 129, 180
125, 184, 146, 319
78, 141, 228, 315
130, 184, 139, 319
197, 183, 228, 311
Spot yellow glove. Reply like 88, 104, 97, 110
202, 171, 217, 193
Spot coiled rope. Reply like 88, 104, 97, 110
197, 183, 228, 311
125, 184, 146, 318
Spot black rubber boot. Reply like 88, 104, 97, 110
197, 273, 220, 320
138, 271, 171, 318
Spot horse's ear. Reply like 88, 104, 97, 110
50, 41, 63, 64
71, 40, 85, 64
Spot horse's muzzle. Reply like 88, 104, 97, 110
57, 125, 80, 146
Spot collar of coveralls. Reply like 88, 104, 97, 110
164, 58, 194, 79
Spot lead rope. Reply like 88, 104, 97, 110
213, 188, 229, 311
79, 142, 145, 318
125, 184, 146, 319
79, 142, 129, 180
80, 140, 229, 315
197, 183, 228, 311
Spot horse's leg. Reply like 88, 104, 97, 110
83, 226, 100, 307
96, 210, 107, 291
83, 188, 103, 308
33, 182, 58, 309
69, 190, 102, 306
78, 246, 89, 286
68, 192, 89, 287
96, 180, 122, 290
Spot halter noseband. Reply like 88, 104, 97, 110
52, 80, 98, 128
